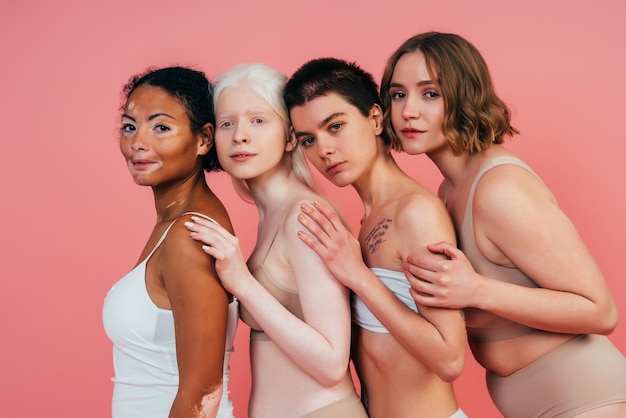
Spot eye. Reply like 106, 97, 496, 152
218, 121, 233, 129
121, 123, 136, 134
391, 91, 406, 100
329, 123, 342, 132
425, 91, 440, 99
252, 118, 264, 125
299, 136, 316, 147
155, 124, 170, 132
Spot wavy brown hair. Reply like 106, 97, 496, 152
381, 32, 518, 155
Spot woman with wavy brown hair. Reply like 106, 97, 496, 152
382, 31, 626, 417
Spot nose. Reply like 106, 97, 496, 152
316, 135, 335, 159
233, 123, 249, 144
130, 127, 148, 151
400, 95, 420, 120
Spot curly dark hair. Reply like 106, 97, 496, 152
380, 32, 518, 155
121, 66, 221, 172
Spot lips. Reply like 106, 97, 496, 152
400, 127, 425, 139
230, 152, 255, 162
326, 162, 344, 175
131, 159, 155, 170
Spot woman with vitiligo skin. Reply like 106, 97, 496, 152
103, 66, 237, 418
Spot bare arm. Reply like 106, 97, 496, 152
407, 164, 617, 335
186, 205, 352, 387
161, 216, 228, 418
298, 200, 466, 382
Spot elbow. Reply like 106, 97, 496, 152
435, 353, 465, 383
596, 304, 619, 335
316, 362, 350, 388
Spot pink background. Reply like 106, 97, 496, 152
1, 1, 624, 416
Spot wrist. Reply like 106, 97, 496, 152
471, 274, 490, 310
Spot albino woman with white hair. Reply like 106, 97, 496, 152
184, 63, 367, 418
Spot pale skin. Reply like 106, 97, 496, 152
185, 84, 358, 418
121, 85, 229, 418
390, 50, 623, 416
290, 92, 466, 418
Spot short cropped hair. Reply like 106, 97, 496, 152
284, 57, 391, 149
380, 32, 518, 155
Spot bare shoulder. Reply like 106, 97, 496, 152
160, 200, 233, 276
473, 161, 557, 218
391, 183, 456, 260
185, 196, 235, 234
471, 158, 564, 264
395, 183, 451, 229
281, 191, 335, 237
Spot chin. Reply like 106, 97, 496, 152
131, 176, 155, 187
326, 177, 351, 188
401, 143, 424, 156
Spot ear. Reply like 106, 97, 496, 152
197, 122, 215, 156
370, 104, 384, 136
285, 126, 298, 152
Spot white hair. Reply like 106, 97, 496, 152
213, 63, 316, 202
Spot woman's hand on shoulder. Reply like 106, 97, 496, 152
405, 242, 483, 309
398, 192, 476, 310
296, 200, 370, 290
184, 215, 253, 297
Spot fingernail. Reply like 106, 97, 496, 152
184, 221, 194, 228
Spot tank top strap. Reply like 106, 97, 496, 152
182, 211, 220, 225
144, 218, 178, 262
462, 156, 536, 228
144, 212, 221, 263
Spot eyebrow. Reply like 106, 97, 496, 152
121, 112, 176, 121
389, 80, 436, 88
294, 112, 345, 137
216, 108, 273, 119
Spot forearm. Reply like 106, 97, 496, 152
170, 385, 222, 418
475, 274, 617, 334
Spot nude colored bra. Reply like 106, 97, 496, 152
457, 156, 542, 342
242, 210, 303, 342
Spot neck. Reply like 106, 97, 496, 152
352, 152, 408, 217
427, 146, 470, 188
245, 158, 307, 217
152, 171, 207, 222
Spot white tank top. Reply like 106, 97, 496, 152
102, 212, 238, 417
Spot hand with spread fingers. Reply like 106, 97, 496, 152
297, 201, 369, 290
185, 216, 252, 296
405, 242, 482, 310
